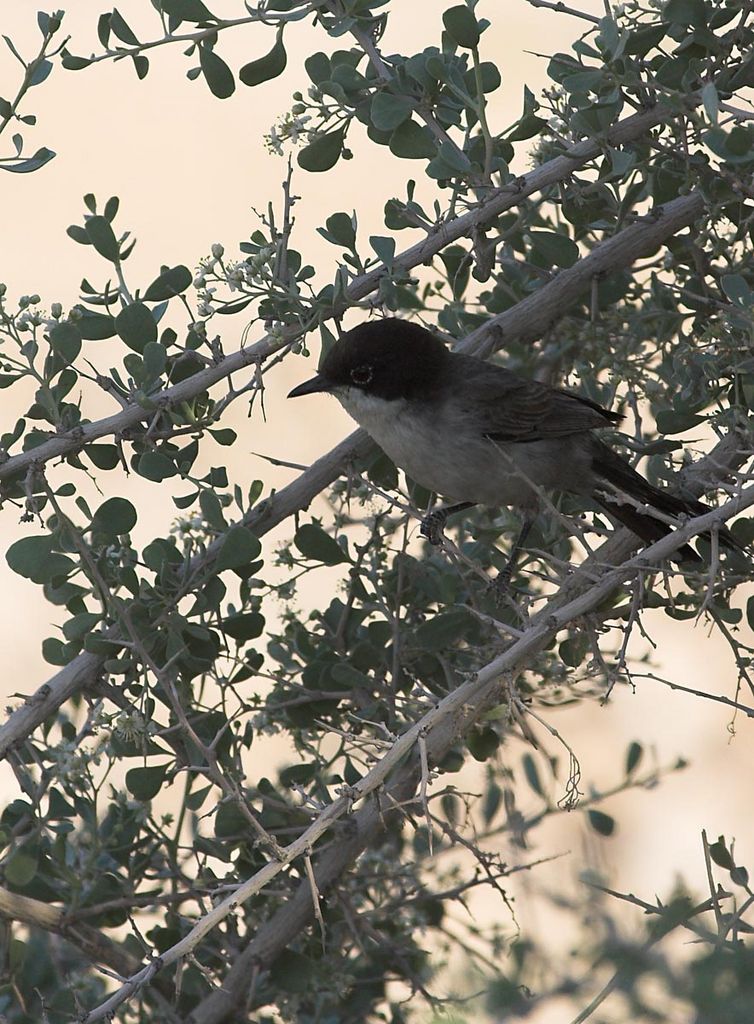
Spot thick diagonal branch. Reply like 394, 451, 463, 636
0, 190, 731, 759
0, 101, 673, 488
81, 480, 754, 1023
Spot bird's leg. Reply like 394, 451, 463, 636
493, 513, 535, 594
420, 501, 475, 545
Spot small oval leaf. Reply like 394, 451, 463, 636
294, 523, 347, 564
240, 28, 287, 86
297, 128, 344, 173
199, 44, 235, 99
143, 265, 192, 301
115, 301, 158, 353
85, 215, 120, 261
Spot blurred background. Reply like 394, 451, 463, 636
1, 2, 752, 1019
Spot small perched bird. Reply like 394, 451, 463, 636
288, 318, 730, 574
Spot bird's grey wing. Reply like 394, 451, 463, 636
451, 356, 621, 442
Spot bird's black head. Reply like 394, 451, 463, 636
287, 318, 450, 403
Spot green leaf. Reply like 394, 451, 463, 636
279, 762, 317, 787
389, 119, 435, 159
624, 23, 667, 56
321, 211, 356, 248
467, 727, 500, 761
704, 125, 754, 165
138, 451, 178, 481
85, 215, 120, 261
221, 611, 265, 642
49, 322, 82, 364
664, 0, 707, 28
143, 265, 192, 301
466, 61, 501, 95
298, 128, 344, 173
625, 741, 643, 775
588, 810, 616, 836
269, 950, 314, 994
29, 59, 53, 87
199, 488, 226, 530
240, 27, 287, 86
42, 637, 70, 665
709, 836, 734, 870
126, 765, 168, 801
304, 51, 330, 84
721, 273, 753, 308
199, 44, 235, 98
115, 301, 158, 353
506, 114, 546, 142
731, 865, 750, 888
562, 69, 605, 95
559, 634, 588, 668
142, 341, 167, 381
370, 92, 413, 132
186, 784, 212, 811
133, 53, 149, 79
655, 410, 705, 434
5, 849, 38, 887
530, 230, 579, 268
160, 0, 214, 21
7, 536, 76, 584
86, 444, 119, 470
142, 538, 182, 571
0, 145, 55, 174
209, 427, 236, 446
97, 14, 113, 47
294, 523, 347, 564
214, 800, 247, 839
412, 608, 472, 651
370, 235, 395, 266
215, 526, 262, 571
433, 139, 472, 173
442, 5, 481, 48
91, 497, 137, 539
330, 664, 370, 689
63, 612, 101, 642
522, 753, 543, 796
110, 9, 140, 45
482, 782, 502, 824
701, 81, 718, 124
76, 311, 116, 340
61, 51, 93, 71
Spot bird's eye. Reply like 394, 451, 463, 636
350, 365, 373, 386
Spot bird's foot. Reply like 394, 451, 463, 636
420, 509, 448, 546
489, 564, 515, 604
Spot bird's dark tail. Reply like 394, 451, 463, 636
590, 440, 738, 564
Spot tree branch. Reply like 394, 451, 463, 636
82, 482, 754, 1022
525, 0, 602, 23
0, 189, 742, 760
0, 101, 674, 488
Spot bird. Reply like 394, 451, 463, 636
288, 317, 735, 578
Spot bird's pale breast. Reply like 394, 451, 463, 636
335, 387, 594, 508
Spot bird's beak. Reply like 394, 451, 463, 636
287, 374, 330, 399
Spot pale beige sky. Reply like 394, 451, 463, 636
1, 4, 752, 1018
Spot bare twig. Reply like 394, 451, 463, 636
80, 482, 754, 1021
0, 102, 680, 488
526, 0, 602, 23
